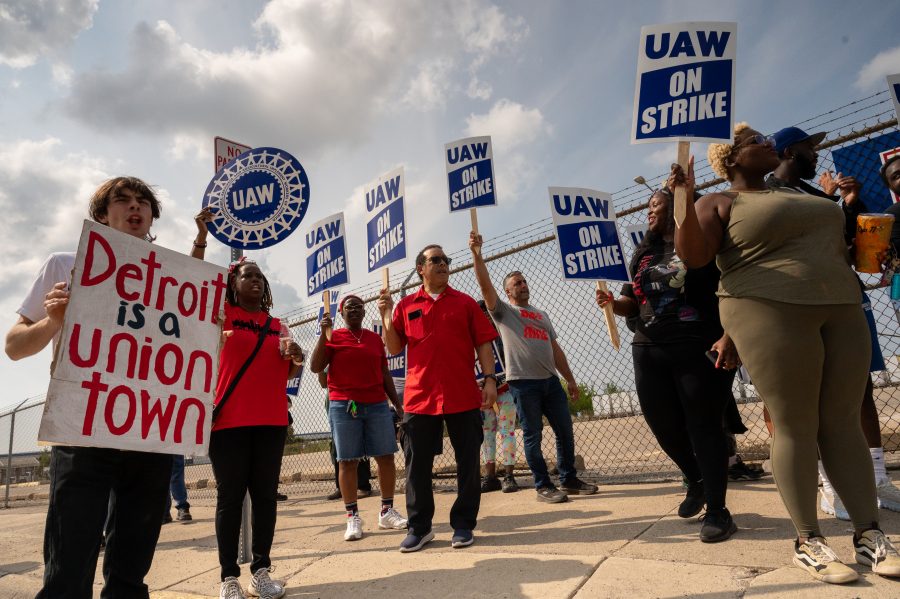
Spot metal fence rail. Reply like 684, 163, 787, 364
3, 91, 900, 506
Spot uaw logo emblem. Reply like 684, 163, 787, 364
202, 147, 310, 249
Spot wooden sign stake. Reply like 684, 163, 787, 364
322, 289, 332, 341
596, 281, 620, 350
674, 141, 690, 228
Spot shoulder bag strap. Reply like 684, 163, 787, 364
212, 315, 274, 423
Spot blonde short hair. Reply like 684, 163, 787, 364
707, 122, 751, 180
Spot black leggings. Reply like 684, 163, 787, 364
209, 425, 287, 580
633, 341, 730, 510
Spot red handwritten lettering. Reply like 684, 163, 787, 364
69, 323, 101, 368
174, 398, 206, 445
115, 263, 142, 301
80, 371, 108, 435
81, 231, 116, 287
519, 309, 543, 321
154, 343, 184, 385
104, 385, 136, 435
140, 390, 177, 440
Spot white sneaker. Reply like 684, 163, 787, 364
793, 537, 858, 584
876, 479, 900, 512
248, 567, 284, 599
220, 577, 246, 599
344, 514, 363, 541
378, 507, 408, 530
854, 529, 900, 577
819, 490, 849, 521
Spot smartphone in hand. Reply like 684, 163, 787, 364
705, 350, 719, 365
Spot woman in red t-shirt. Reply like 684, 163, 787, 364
203, 252, 302, 599
310, 294, 406, 542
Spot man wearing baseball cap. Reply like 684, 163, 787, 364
765, 127, 900, 522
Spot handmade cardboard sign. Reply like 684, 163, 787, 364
39, 221, 227, 456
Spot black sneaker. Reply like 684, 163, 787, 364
728, 457, 763, 481
275, 492, 288, 502
699, 508, 737, 543
451, 529, 474, 548
678, 480, 705, 518
176, 507, 193, 522
357, 487, 372, 499
501, 475, 519, 493
326, 488, 343, 500
480, 476, 502, 493
536, 485, 568, 503
399, 529, 435, 553
561, 477, 599, 495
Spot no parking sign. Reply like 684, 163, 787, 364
202, 147, 311, 249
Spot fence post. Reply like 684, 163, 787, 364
4, 410, 15, 509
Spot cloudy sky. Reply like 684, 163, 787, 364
1, 0, 899, 408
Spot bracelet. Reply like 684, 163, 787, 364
482, 373, 498, 383
193, 241, 208, 248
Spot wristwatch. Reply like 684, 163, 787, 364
482, 374, 498, 383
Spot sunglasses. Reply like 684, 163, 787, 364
732, 134, 775, 151
424, 255, 452, 266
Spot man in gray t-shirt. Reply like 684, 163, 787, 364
470, 232, 598, 503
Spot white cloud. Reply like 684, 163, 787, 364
464, 99, 549, 151
855, 45, 900, 90
643, 147, 676, 171
166, 133, 210, 163
402, 58, 455, 110
463, 99, 551, 203
0, 137, 108, 304
61, 1, 528, 155
466, 76, 492, 100
0, 0, 98, 68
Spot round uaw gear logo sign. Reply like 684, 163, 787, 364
202, 147, 310, 249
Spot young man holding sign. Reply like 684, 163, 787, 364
5, 177, 173, 599
469, 232, 598, 503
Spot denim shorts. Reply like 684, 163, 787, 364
329, 400, 398, 460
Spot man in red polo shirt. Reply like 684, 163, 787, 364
378, 244, 498, 553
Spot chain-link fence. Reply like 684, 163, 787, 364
3, 91, 900, 506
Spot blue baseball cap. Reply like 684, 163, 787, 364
772, 127, 827, 157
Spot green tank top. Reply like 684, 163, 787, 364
716, 188, 860, 305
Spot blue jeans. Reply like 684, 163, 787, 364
167, 455, 189, 511
329, 400, 398, 460
508, 377, 576, 489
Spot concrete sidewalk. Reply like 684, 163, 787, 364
1, 475, 899, 598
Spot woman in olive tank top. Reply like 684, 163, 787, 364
672, 123, 900, 584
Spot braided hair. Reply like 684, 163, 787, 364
225, 260, 274, 312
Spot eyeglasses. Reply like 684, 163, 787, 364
732, 134, 775, 151
425, 255, 452, 266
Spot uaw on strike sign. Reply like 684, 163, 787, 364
632, 22, 736, 143
39, 221, 227, 456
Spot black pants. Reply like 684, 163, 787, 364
404, 409, 482, 535
209, 426, 287, 580
329, 440, 372, 491
38, 446, 172, 599
633, 342, 729, 510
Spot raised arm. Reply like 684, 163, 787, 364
309, 312, 333, 374
671, 159, 727, 268
469, 231, 500, 310
377, 289, 405, 355
190, 207, 214, 260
